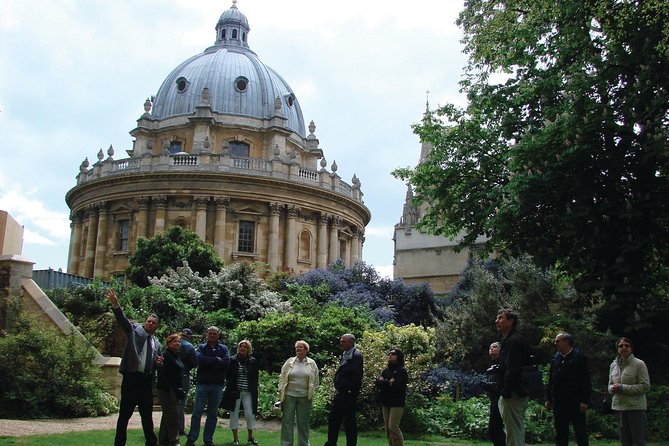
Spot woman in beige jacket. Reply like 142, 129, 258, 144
608, 337, 650, 446
278, 340, 320, 446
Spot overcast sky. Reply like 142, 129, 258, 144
0, 0, 467, 278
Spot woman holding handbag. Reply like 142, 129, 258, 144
221, 340, 259, 446
157, 333, 186, 446
375, 348, 408, 446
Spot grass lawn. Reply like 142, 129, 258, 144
1, 428, 668, 446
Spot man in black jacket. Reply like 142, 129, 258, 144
107, 289, 162, 446
325, 333, 364, 446
545, 332, 592, 446
496, 308, 529, 446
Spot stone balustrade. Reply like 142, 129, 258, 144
77, 152, 361, 202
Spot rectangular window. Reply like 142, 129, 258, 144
118, 220, 130, 251
238, 221, 255, 253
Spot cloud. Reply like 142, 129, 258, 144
373, 264, 394, 279
0, 175, 71, 244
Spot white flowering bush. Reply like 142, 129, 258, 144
150, 261, 290, 319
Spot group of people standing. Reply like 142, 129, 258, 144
107, 289, 408, 446
487, 309, 651, 446
106, 288, 649, 446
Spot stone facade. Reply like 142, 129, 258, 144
393, 130, 486, 295
65, 3, 370, 281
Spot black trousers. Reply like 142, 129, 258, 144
554, 399, 588, 446
115, 372, 157, 446
489, 395, 506, 446
325, 392, 358, 446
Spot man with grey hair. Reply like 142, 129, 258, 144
185, 326, 230, 446
545, 332, 591, 446
325, 333, 364, 446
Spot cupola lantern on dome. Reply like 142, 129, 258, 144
214, 0, 250, 49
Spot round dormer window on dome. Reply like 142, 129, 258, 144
235, 76, 249, 92
176, 77, 189, 93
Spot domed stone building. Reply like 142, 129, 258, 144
65, 1, 370, 281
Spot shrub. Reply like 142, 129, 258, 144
127, 225, 223, 287
0, 298, 115, 418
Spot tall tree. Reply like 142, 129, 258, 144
394, 0, 669, 336
126, 225, 223, 287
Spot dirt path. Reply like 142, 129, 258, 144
0, 412, 281, 437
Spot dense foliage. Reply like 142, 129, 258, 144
288, 260, 443, 326
0, 299, 117, 418
41, 255, 669, 440
126, 225, 223, 286
393, 0, 669, 367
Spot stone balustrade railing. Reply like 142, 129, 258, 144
77, 153, 361, 202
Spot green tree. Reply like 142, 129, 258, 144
394, 0, 669, 339
0, 298, 116, 418
126, 225, 223, 286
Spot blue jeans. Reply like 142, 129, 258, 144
187, 384, 223, 444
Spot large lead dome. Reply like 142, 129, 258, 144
151, 1, 306, 137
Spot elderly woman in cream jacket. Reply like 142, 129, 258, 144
608, 337, 650, 446
278, 340, 320, 446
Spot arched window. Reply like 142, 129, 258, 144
232, 29, 238, 39
298, 230, 311, 262
222, 29, 227, 39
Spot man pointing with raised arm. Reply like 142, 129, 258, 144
107, 288, 163, 446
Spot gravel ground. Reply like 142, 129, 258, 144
0, 413, 281, 437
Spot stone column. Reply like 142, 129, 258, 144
214, 196, 229, 258
67, 211, 83, 275
351, 226, 360, 264
328, 215, 339, 264
94, 203, 109, 278
268, 202, 281, 270
285, 206, 298, 270
136, 196, 150, 240
317, 212, 328, 268
194, 195, 209, 239
153, 195, 167, 234
83, 204, 99, 278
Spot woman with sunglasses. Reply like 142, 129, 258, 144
375, 348, 408, 446
608, 337, 650, 446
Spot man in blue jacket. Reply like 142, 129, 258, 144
185, 326, 230, 446
107, 289, 162, 446
178, 328, 198, 436
325, 333, 364, 446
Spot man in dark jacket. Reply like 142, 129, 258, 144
178, 328, 198, 436
185, 326, 230, 446
496, 308, 529, 446
486, 341, 506, 446
107, 289, 162, 446
545, 332, 592, 446
325, 333, 364, 446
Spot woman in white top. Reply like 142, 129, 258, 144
278, 340, 320, 446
